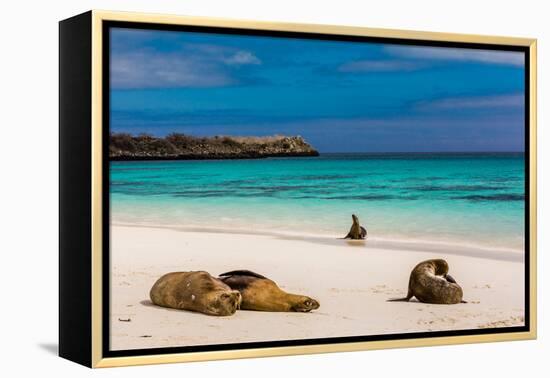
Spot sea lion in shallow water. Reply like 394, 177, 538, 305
150, 271, 242, 316
388, 259, 465, 304
219, 270, 320, 312
343, 214, 367, 240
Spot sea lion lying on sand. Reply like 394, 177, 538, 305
150, 271, 242, 316
343, 214, 367, 240
219, 270, 320, 312
388, 259, 466, 304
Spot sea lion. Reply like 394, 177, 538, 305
343, 214, 367, 240
218, 270, 320, 312
388, 259, 465, 304
150, 271, 242, 316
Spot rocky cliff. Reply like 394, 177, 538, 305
109, 133, 320, 160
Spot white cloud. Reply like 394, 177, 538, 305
417, 93, 524, 110
338, 60, 425, 72
111, 51, 235, 89
110, 45, 261, 89
384, 45, 524, 66
222, 51, 261, 65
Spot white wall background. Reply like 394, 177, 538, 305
1, 0, 547, 376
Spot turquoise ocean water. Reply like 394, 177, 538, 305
110, 153, 525, 251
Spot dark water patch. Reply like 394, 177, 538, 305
110, 181, 182, 190
481, 177, 524, 183
168, 190, 426, 201
112, 175, 168, 180
389, 177, 444, 183
171, 185, 344, 198
111, 181, 141, 186
172, 190, 284, 199
280, 174, 356, 181
452, 194, 525, 202
173, 189, 237, 196
238, 185, 321, 191
218, 178, 262, 185
406, 176, 446, 181
233, 192, 276, 198
319, 152, 525, 160
406, 184, 505, 192
399, 195, 421, 200
112, 189, 168, 196
326, 194, 396, 200
217, 179, 351, 187
111, 165, 220, 179
301, 189, 342, 196
172, 192, 241, 198
110, 166, 167, 172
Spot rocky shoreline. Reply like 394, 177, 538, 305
109, 133, 319, 161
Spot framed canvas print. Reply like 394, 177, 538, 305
59, 10, 537, 368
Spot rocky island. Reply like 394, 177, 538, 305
109, 133, 319, 161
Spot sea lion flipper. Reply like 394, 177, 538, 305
387, 288, 413, 302
387, 297, 411, 302
445, 274, 457, 284
219, 270, 267, 279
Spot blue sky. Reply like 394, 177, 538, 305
110, 27, 525, 152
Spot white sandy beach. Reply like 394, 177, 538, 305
110, 224, 525, 351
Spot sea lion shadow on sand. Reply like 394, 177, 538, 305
388, 259, 467, 305
140, 299, 229, 317
344, 239, 367, 247
140, 299, 186, 311
140, 299, 155, 307
219, 270, 320, 313
272, 233, 365, 248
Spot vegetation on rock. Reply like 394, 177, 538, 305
109, 133, 319, 160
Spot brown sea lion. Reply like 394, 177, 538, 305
388, 259, 466, 304
343, 214, 367, 240
150, 271, 242, 316
218, 270, 320, 312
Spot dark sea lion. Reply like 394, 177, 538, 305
218, 270, 320, 312
343, 214, 367, 240
388, 259, 466, 304
150, 271, 242, 316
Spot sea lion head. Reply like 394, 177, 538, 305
352, 214, 359, 224
205, 290, 242, 316
431, 259, 450, 276
291, 296, 320, 312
